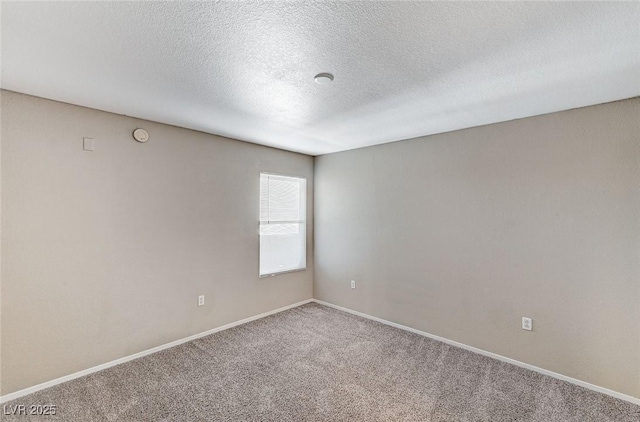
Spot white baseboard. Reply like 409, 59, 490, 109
311, 299, 640, 406
0, 299, 314, 404
3, 298, 638, 407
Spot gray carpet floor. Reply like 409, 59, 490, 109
3, 303, 639, 421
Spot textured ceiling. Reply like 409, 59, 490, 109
2, 2, 639, 155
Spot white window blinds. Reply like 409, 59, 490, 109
259, 173, 306, 276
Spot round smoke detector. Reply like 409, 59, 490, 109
133, 128, 149, 143
314, 73, 334, 84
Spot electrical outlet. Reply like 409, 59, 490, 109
351, 280, 356, 289
522, 317, 532, 331
198, 295, 205, 307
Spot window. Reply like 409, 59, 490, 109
259, 173, 306, 276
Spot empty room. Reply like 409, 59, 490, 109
1, 1, 639, 421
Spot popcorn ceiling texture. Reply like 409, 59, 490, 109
2, 2, 639, 155
2, 303, 639, 421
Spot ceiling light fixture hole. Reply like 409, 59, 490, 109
314, 73, 334, 84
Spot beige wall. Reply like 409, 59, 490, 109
2, 89, 639, 400
0, 90, 314, 395
314, 98, 640, 398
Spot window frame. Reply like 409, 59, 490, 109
258, 172, 307, 278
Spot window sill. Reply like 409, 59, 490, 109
259, 268, 307, 278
